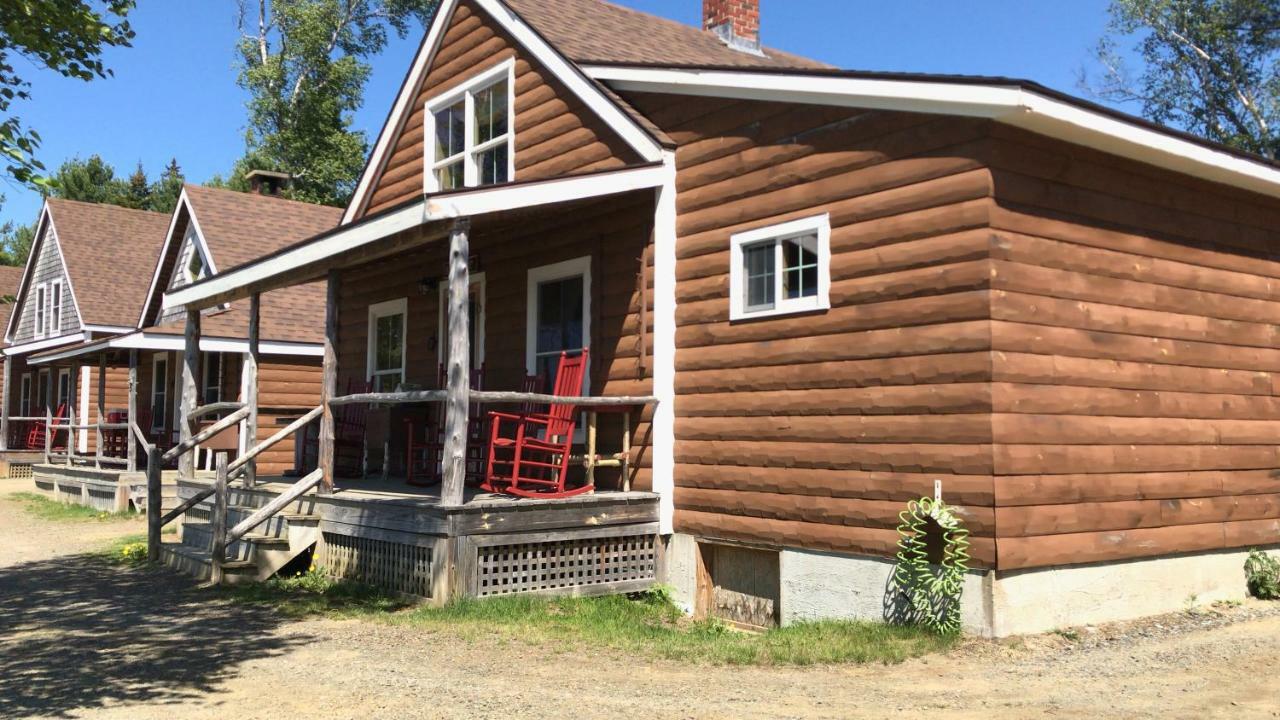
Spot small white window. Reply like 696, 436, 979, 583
19, 373, 31, 416
729, 214, 831, 321
202, 352, 222, 405
34, 283, 47, 337
186, 248, 205, 283
367, 298, 407, 393
49, 280, 63, 333
424, 60, 515, 193
151, 354, 168, 431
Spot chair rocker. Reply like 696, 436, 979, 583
483, 350, 590, 499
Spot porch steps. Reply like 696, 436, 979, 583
160, 501, 321, 585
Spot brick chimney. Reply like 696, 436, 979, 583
703, 0, 760, 53
244, 169, 291, 196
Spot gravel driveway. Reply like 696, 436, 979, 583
1, 477, 1278, 719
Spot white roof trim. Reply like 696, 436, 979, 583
2, 331, 92, 357
342, 0, 664, 224
166, 163, 667, 311
584, 65, 1280, 199
26, 330, 324, 364
4, 203, 51, 344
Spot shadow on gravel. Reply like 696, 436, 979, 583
0, 555, 311, 718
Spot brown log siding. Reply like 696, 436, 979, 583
623, 92, 1000, 566
985, 125, 1280, 568
358, 0, 642, 218
334, 191, 655, 485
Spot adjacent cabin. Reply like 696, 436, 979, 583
0, 199, 168, 476
160, 0, 1280, 636
18, 184, 336, 510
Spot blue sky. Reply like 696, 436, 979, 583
1, 0, 1131, 228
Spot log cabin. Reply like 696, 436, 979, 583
22, 182, 335, 510
160, 0, 1280, 635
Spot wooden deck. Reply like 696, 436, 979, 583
173, 475, 661, 600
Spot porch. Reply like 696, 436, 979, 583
152, 176, 667, 601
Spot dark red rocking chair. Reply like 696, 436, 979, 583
482, 350, 590, 499
334, 378, 371, 478
405, 364, 488, 487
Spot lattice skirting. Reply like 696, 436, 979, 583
474, 529, 657, 598
318, 531, 434, 598
4, 462, 33, 479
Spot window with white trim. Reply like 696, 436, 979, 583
425, 60, 515, 192
186, 247, 205, 284
729, 214, 831, 321
19, 373, 31, 416
34, 283, 47, 337
49, 280, 63, 333
151, 354, 168, 431
527, 257, 591, 392
201, 351, 222, 405
56, 368, 71, 410
367, 298, 407, 393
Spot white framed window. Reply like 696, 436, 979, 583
49, 280, 63, 333
186, 246, 205, 284
56, 368, 71, 410
34, 283, 47, 337
367, 298, 407, 393
438, 272, 486, 371
424, 59, 515, 193
201, 351, 222, 405
729, 214, 831, 321
19, 373, 31, 416
526, 256, 591, 393
151, 354, 168, 431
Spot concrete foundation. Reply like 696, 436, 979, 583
661, 532, 1279, 637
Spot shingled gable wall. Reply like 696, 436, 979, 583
12, 221, 81, 344
355, 0, 645, 218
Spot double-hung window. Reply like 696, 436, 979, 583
19, 373, 31, 416
34, 283, 47, 337
202, 352, 222, 405
152, 355, 168, 431
367, 299, 407, 393
425, 60, 514, 193
729, 214, 831, 321
49, 280, 63, 333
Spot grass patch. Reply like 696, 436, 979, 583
224, 573, 955, 666
8, 492, 140, 523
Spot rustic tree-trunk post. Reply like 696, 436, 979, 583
210, 451, 229, 585
43, 405, 51, 463
0, 352, 11, 452
180, 309, 201, 479
319, 270, 339, 495
244, 293, 260, 488
127, 350, 138, 472
96, 354, 106, 468
441, 219, 471, 508
146, 444, 162, 561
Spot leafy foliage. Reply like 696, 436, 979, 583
1245, 548, 1280, 599
228, 0, 439, 206
1087, 0, 1280, 158
0, 196, 35, 265
0, 0, 136, 186
48, 154, 186, 213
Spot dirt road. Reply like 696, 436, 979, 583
1, 479, 1278, 719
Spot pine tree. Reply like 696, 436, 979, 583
148, 158, 184, 214
118, 161, 151, 209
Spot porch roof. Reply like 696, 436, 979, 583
27, 319, 323, 365
163, 162, 667, 312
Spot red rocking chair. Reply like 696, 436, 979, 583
482, 350, 590, 499
334, 378, 371, 478
28, 404, 67, 451
405, 364, 488, 487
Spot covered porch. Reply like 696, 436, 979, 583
155, 166, 669, 601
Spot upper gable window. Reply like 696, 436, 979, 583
186, 248, 205, 283
34, 283, 47, 337
729, 214, 832, 321
49, 280, 63, 332
425, 60, 514, 193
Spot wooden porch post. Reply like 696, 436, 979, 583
146, 444, 161, 561
127, 350, 138, 472
95, 354, 106, 469
243, 293, 260, 487
440, 219, 471, 508
0, 352, 10, 452
43, 367, 53, 463
180, 309, 201, 479
67, 363, 77, 465
318, 270, 339, 495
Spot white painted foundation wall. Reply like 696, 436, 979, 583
661, 533, 1279, 637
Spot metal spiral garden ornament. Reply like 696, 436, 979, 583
892, 496, 971, 635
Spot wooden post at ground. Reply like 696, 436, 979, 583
319, 270, 339, 495
180, 309, 201, 479
127, 350, 138, 472
146, 445, 161, 561
96, 354, 106, 468
1, 352, 11, 451
210, 451, 228, 585
244, 293, 260, 487
64, 400, 72, 467
440, 219, 471, 508
43, 405, 51, 463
